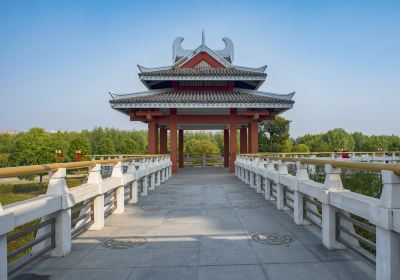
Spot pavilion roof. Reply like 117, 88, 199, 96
109, 89, 294, 109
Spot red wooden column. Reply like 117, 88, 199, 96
155, 123, 159, 154
178, 129, 184, 168
229, 109, 237, 173
249, 120, 259, 153
240, 127, 247, 154
148, 121, 157, 154
160, 127, 167, 154
169, 109, 178, 173
248, 124, 252, 154
223, 129, 229, 167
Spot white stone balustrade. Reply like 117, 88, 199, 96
0, 155, 172, 279
235, 155, 400, 280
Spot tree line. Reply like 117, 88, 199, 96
258, 117, 400, 153
0, 119, 399, 167
0, 127, 148, 167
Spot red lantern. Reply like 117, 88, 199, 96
55, 149, 63, 161
75, 150, 83, 161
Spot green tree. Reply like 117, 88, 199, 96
67, 133, 90, 160
185, 139, 220, 155
0, 133, 14, 153
96, 136, 116, 154
292, 144, 310, 153
387, 135, 400, 151
352, 132, 367, 152
322, 128, 355, 151
9, 128, 60, 181
295, 134, 330, 152
259, 117, 291, 152
361, 136, 388, 151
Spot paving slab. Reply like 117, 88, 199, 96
20, 167, 375, 280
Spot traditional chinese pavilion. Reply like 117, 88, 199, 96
109, 33, 295, 173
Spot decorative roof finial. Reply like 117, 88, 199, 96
201, 29, 205, 46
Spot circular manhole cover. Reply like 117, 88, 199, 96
102, 236, 147, 249
233, 202, 260, 209
252, 233, 294, 245
142, 205, 169, 211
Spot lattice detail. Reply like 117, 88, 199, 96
194, 60, 212, 68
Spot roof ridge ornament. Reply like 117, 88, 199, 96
216, 38, 234, 62
172, 37, 193, 62
172, 33, 234, 63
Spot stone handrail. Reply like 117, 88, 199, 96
242, 151, 400, 162
235, 154, 400, 280
263, 156, 400, 175
0, 156, 155, 178
0, 155, 172, 279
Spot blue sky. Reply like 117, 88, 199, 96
0, 0, 399, 137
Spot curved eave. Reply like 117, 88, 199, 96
110, 102, 294, 109
250, 91, 295, 100
137, 65, 173, 73
233, 65, 267, 73
139, 75, 266, 81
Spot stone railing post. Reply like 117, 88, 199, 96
276, 161, 289, 210
255, 159, 264, 194
32, 168, 71, 257
235, 157, 239, 176
239, 157, 245, 180
163, 156, 168, 181
0, 204, 14, 280
88, 164, 104, 230
250, 158, 258, 189
237, 156, 243, 181
111, 161, 124, 214
321, 164, 345, 249
50, 168, 72, 256
308, 154, 317, 175
156, 156, 165, 183
168, 156, 172, 177
149, 159, 156, 190
242, 157, 248, 182
156, 158, 161, 186
293, 161, 310, 225
264, 160, 275, 200
376, 170, 400, 280
244, 157, 250, 184
140, 160, 148, 196
127, 160, 138, 203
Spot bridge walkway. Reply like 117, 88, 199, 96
20, 167, 374, 280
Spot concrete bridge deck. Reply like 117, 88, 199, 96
20, 167, 374, 280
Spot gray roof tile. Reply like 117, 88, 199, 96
139, 68, 267, 80
110, 90, 294, 106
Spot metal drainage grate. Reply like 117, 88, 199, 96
14, 273, 51, 280
252, 233, 294, 245
142, 205, 169, 211
102, 236, 147, 249
233, 202, 260, 209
